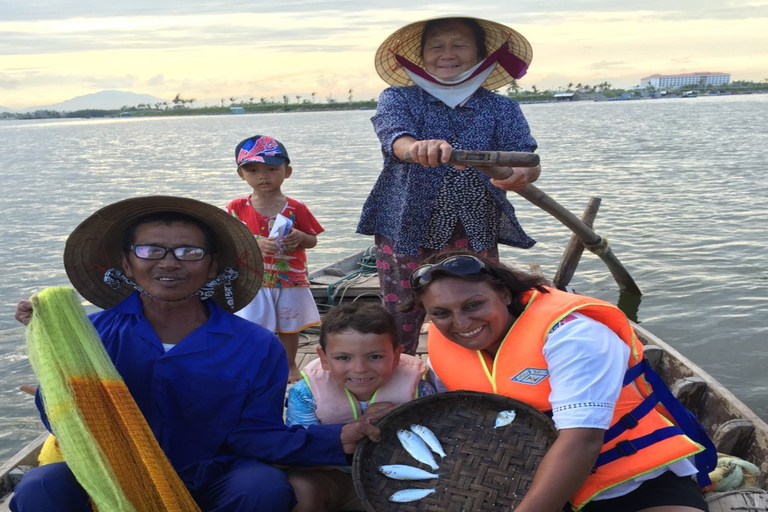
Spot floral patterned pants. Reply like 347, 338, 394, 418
374, 226, 499, 355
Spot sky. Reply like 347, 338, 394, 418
1, 0, 767, 109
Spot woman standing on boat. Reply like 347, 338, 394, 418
357, 16, 541, 354
407, 251, 715, 512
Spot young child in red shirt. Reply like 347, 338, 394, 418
226, 135, 323, 382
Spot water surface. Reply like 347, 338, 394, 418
1, 95, 766, 462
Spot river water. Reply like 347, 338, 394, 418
1, 95, 767, 464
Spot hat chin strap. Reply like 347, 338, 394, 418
405, 62, 495, 108
103, 267, 239, 309
197, 267, 239, 309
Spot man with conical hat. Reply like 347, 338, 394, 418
12, 196, 384, 512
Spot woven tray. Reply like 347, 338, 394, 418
352, 391, 557, 512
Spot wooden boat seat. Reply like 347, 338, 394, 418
713, 420, 756, 461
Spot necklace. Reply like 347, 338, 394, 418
251, 196, 285, 209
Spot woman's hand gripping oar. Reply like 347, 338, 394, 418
402, 150, 642, 295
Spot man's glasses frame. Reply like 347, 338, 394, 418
129, 245, 208, 261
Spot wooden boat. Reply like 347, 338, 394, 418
2, 248, 767, 511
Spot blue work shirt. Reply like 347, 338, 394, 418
357, 85, 538, 256
36, 293, 346, 488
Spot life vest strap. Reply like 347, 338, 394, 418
612, 358, 717, 488
603, 392, 659, 444
596, 426, 682, 466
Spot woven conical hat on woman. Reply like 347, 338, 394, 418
375, 16, 533, 90
64, 196, 263, 312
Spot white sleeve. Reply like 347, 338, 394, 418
542, 313, 629, 430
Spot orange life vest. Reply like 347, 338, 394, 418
301, 354, 426, 425
428, 287, 705, 510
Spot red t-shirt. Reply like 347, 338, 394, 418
226, 196, 323, 288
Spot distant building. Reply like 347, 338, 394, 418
553, 92, 576, 101
640, 72, 730, 89
229, 106, 245, 114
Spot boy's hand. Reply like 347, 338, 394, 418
362, 402, 397, 422
340, 417, 382, 454
281, 228, 305, 249
283, 228, 317, 250
256, 237, 281, 256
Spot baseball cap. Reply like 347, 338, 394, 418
235, 135, 290, 167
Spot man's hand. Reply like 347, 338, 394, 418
340, 417, 383, 454
15, 299, 34, 326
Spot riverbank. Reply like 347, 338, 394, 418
3, 88, 766, 121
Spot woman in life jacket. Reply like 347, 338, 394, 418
405, 250, 714, 512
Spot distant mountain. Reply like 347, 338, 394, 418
20, 90, 167, 112
0, 106, 14, 113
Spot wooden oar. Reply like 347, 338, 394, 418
553, 198, 601, 290
402, 150, 642, 295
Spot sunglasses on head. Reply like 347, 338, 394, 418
409, 255, 489, 291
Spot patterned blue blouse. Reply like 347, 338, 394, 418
357, 86, 538, 256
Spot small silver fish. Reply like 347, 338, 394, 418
389, 488, 436, 503
397, 429, 439, 470
410, 424, 447, 459
494, 409, 517, 428
379, 464, 439, 480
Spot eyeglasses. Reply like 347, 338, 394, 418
409, 255, 488, 291
129, 245, 208, 261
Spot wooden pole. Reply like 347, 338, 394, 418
553, 198, 601, 290
401, 150, 642, 295
515, 184, 642, 295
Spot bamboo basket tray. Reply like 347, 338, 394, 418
352, 391, 557, 512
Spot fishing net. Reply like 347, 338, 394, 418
25, 287, 202, 512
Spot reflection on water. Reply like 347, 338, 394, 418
1, 96, 767, 462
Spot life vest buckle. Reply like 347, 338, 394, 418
615, 440, 638, 457
620, 413, 639, 430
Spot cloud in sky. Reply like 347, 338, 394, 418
0, 0, 766, 109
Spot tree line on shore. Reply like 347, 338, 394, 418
4, 80, 767, 121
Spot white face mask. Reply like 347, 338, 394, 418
405, 61, 497, 108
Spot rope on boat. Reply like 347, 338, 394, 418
323, 245, 379, 306
26, 287, 202, 512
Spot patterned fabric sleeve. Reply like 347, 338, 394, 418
371, 87, 419, 157
417, 380, 437, 397
284, 379, 320, 427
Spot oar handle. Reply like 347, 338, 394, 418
402, 150, 540, 170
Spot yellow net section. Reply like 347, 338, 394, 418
25, 287, 202, 512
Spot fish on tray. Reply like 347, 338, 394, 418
397, 429, 439, 470
389, 488, 436, 503
379, 464, 439, 480
494, 409, 517, 428
410, 424, 447, 459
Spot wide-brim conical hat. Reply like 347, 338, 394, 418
375, 16, 533, 90
64, 196, 262, 312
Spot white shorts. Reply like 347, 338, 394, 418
236, 287, 320, 333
